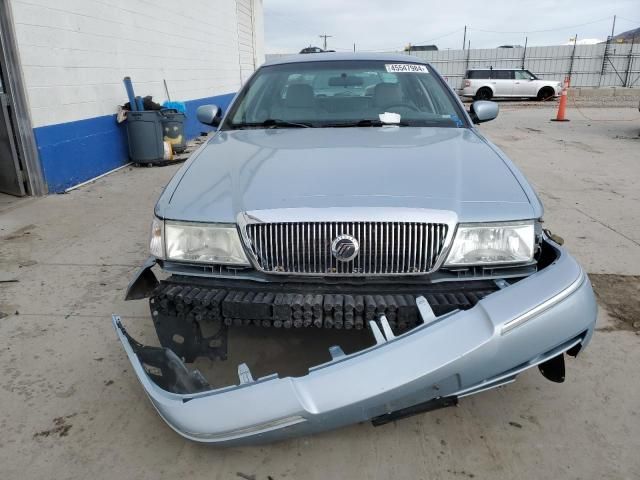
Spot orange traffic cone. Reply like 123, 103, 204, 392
551, 76, 570, 122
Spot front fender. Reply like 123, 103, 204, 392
125, 256, 159, 300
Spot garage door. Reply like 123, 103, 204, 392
0, 78, 24, 196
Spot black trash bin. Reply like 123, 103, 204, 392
161, 110, 187, 153
125, 110, 165, 164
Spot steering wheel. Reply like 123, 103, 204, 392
381, 103, 419, 112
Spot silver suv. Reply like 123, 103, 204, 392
462, 68, 562, 101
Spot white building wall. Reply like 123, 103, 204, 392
252, 0, 265, 71
236, 0, 264, 84
10, 0, 265, 128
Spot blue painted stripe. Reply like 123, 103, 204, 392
33, 92, 236, 193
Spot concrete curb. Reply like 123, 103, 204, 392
568, 87, 640, 98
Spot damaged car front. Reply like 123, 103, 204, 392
114, 53, 597, 444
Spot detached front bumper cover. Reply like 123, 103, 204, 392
113, 243, 597, 445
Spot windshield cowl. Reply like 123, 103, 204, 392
226, 118, 465, 130
229, 119, 313, 130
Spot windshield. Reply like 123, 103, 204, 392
224, 60, 466, 129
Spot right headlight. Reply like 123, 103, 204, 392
444, 220, 535, 266
149, 218, 250, 266
164, 220, 250, 266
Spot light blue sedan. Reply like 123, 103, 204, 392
115, 53, 597, 444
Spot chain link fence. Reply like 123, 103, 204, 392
266, 42, 640, 91
403, 42, 640, 90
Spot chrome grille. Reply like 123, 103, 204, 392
244, 222, 448, 275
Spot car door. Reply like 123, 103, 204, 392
491, 70, 514, 97
513, 70, 536, 97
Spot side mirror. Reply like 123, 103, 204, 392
469, 100, 499, 124
529, 76, 535, 81
196, 105, 222, 127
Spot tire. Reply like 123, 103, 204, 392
474, 87, 492, 101
537, 87, 555, 101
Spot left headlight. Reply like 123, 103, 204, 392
164, 221, 250, 266
444, 220, 535, 266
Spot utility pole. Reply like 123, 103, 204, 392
463, 40, 471, 89
462, 25, 467, 50
610, 15, 616, 40
353, 43, 356, 52
568, 34, 578, 82
319, 34, 333, 50
521, 36, 528, 69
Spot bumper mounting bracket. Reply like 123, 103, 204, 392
371, 395, 458, 427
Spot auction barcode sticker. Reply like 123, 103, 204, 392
385, 64, 429, 73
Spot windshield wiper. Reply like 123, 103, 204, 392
324, 119, 409, 128
231, 119, 313, 129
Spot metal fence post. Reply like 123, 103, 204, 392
463, 41, 471, 89
464, 44, 470, 72
623, 35, 636, 87
599, 40, 609, 86
599, 15, 617, 87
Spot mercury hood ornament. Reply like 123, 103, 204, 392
331, 234, 360, 262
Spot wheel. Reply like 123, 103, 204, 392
474, 87, 492, 101
537, 87, 555, 101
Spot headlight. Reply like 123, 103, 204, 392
164, 221, 250, 266
444, 221, 535, 266
149, 217, 164, 259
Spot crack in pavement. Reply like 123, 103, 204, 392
0, 263, 140, 268
0, 313, 150, 319
574, 206, 640, 248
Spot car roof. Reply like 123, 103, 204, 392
264, 52, 429, 66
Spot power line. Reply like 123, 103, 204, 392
616, 16, 640, 25
267, 13, 635, 54
356, 28, 464, 53
332, 45, 359, 52
468, 16, 613, 34
411, 28, 465, 46
388, 15, 627, 50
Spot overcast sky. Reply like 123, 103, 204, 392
264, 0, 639, 53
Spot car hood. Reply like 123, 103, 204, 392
157, 127, 537, 223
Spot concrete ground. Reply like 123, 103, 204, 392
1, 103, 639, 479
0, 192, 28, 213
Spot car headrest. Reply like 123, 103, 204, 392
373, 83, 402, 107
285, 84, 315, 108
